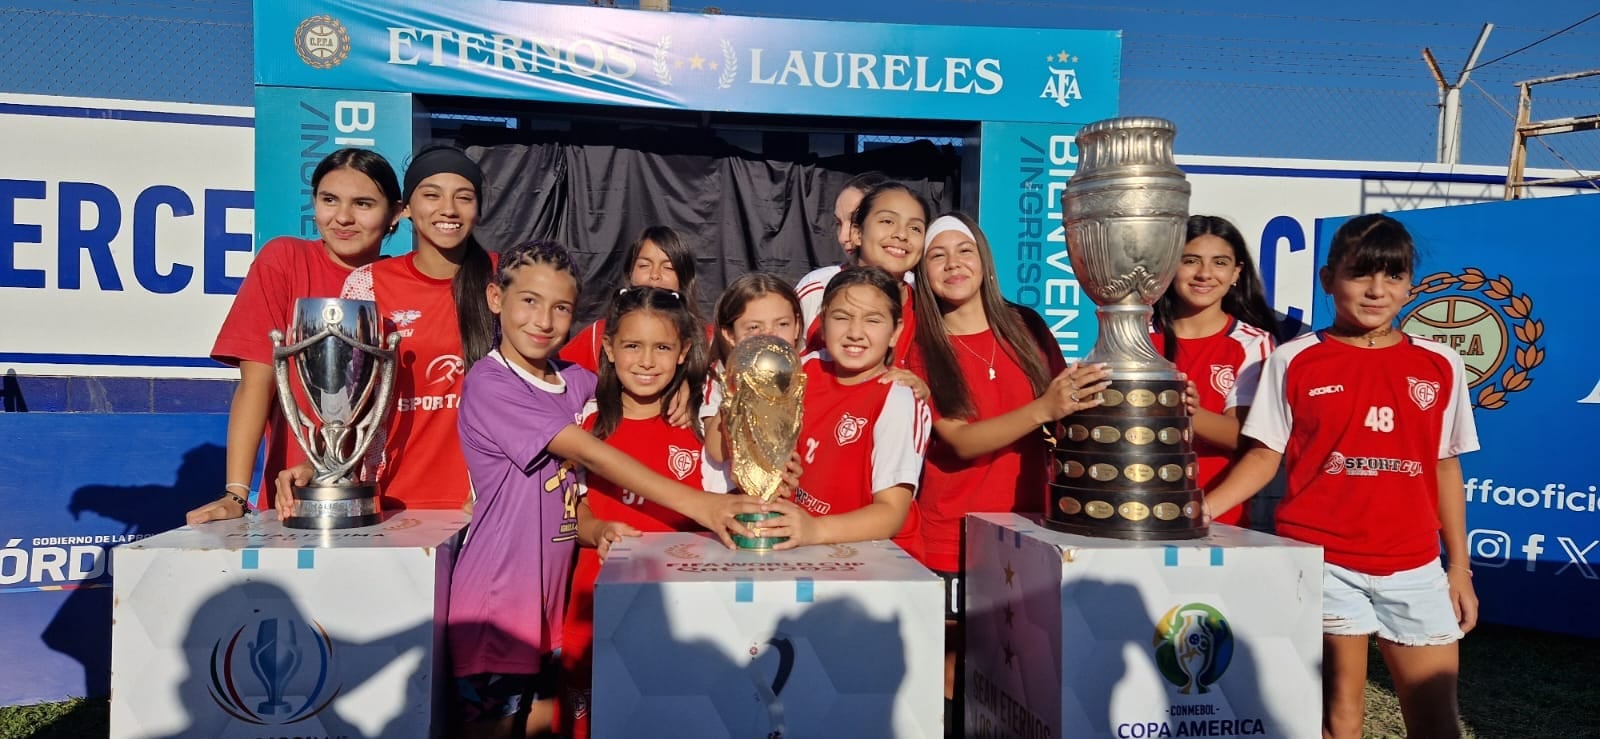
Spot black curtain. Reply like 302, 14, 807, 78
445, 126, 958, 329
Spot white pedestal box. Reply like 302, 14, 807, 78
965, 514, 1323, 739
109, 511, 467, 739
592, 533, 944, 739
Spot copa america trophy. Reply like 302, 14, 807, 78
1047, 117, 1206, 540
720, 335, 806, 551
270, 297, 399, 529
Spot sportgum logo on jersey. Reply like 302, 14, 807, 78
426, 355, 464, 387
834, 413, 867, 447
1401, 268, 1542, 411
1322, 451, 1423, 478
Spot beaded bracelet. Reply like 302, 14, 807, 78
222, 490, 250, 510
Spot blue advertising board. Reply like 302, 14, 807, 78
255, 1, 1120, 124
1315, 195, 1600, 636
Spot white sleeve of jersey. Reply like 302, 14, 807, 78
871, 384, 932, 495
795, 267, 835, 337
1226, 329, 1275, 411
700, 373, 725, 420
700, 451, 732, 494
1239, 346, 1293, 453
1439, 350, 1481, 458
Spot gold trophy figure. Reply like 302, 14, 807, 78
721, 336, 806, 550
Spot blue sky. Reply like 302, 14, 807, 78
576, 0, 1600, 168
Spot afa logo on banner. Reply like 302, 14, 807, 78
1401, 267, 1542, 411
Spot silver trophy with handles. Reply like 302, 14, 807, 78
270, 298, 399, 529
1048, 117, 1206, 540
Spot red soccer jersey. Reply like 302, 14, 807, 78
1242, 332, 1479, 575
797, 266, 917, 367
1151, 320, 1274, 526
793, 354, 932, 558
907, 316, 1069, 573
342, 254, 471, 511
559, 319, 608, 374
561, 414, 708, 738
210, 237, 359, 498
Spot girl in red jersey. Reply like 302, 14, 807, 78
761, 267, 931, 555
795, 182, 930, 366
559, 226, 704, 372
1205, 214, 1479, 739
907, 213, 1109, 723
1150, 215, 1279, 527
560, 286, 711, 739
273, 145, 495, 513
187, 148, 402, 524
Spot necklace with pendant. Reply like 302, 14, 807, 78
954, 334, 997, 381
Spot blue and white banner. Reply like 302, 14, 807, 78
976, 121, 1098, 361
1316, 195, 1600, 637
256, 1, 1121, 124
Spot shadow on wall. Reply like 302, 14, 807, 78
43, 443, 226, 699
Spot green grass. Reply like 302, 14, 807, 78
1, 624, 1592, 738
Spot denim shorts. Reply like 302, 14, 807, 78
1322, 557, 1464, 646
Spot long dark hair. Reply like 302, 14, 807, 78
1152, 215, 1279, 359
849, 181, 931, 274
820, 266, 903, 368
710, 272, 803, 369
592, 286, 707, 440
624, 226, 703, 320
311, 147, 402, 224
912, 212, 1052, 420
404, 145, 496, 368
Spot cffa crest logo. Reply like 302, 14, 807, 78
1152, 603, 1233, 695
1039, 50, 1083, 108
1401, 267, 1543, 410
295, 15, 351, 70
1209, 364, 1236, 396
208, 617, 340, 725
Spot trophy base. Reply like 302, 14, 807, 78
282, 483, 383, 530
731, 511, 788, 551
1045, 483, 1209, 541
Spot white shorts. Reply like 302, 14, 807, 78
1322, 558, 1463, 646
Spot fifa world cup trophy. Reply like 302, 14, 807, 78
720, 335, 806, 551
270, 298, 400, 529
1046, 117, 1207, 540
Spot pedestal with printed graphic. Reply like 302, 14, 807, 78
592, 532, 943, 739
964, 513, 1323, 739
109, 510, 466, 739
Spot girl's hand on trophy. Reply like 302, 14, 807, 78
1184, 380, 1202, 416
696, 493, 761, 548
274, 462, 314, 517
1042, 363, 1110, 420
596, 520, 642, 561
775, 451, 805, 500
760, 499, 816, 550
878, 368, 930, 402
664, 383, 695, 428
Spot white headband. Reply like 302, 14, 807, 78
924, 215, 975, 246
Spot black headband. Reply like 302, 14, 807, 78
403, 146, 484, 202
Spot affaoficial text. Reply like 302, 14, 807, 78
1118, 717, 1268, 737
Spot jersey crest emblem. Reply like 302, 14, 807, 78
1407, 376, 1440, 411
1210, 364, 1236, 396
835, 413, 868, 447
667, 445, 698, 481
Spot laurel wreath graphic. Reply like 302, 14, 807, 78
719, 39, 738, 89
654, 36, 673, 86
1411, 267, 1543, 410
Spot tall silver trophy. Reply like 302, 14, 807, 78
270, 298, 399, 529
1048, 117, 1206, 540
